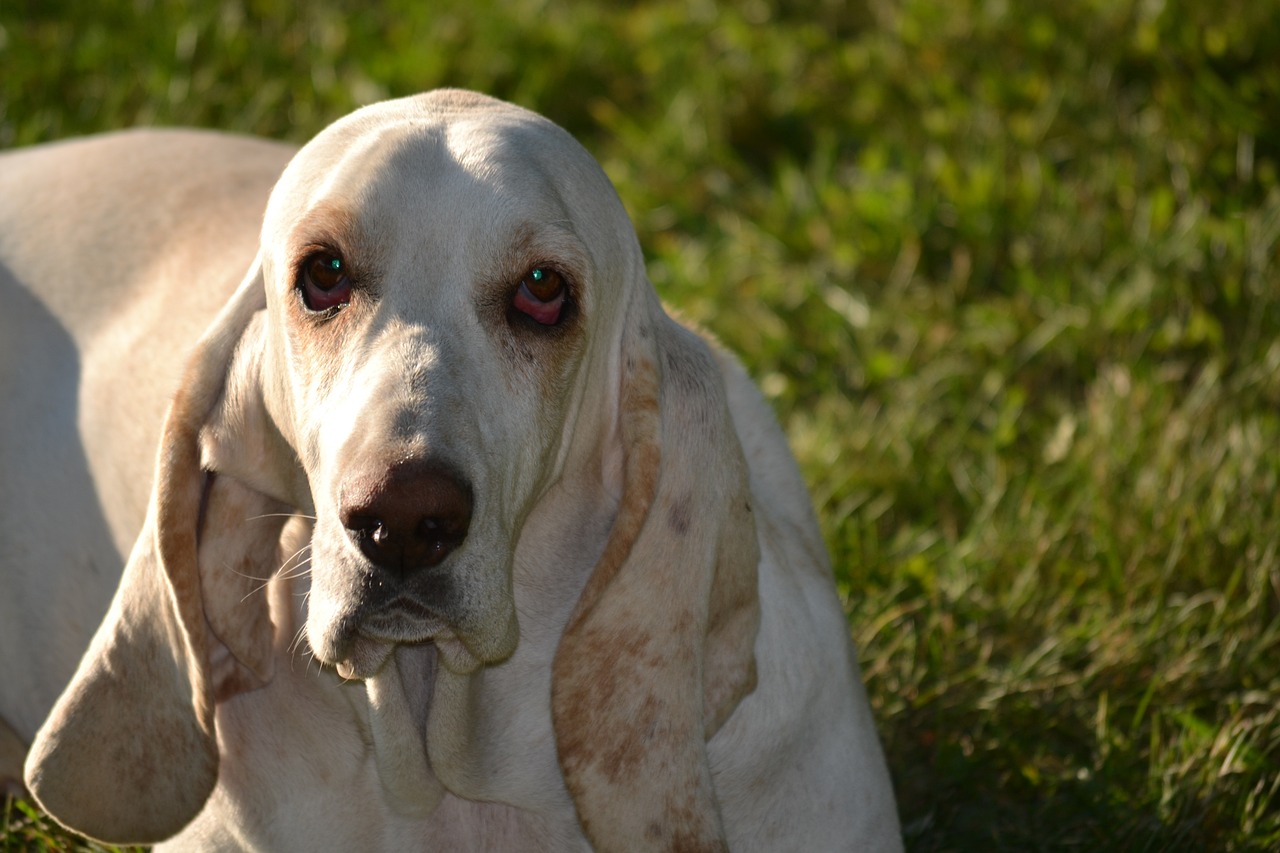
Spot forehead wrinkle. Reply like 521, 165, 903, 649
451, 153, 590, 295
287, 122, 459, 241
445, 116, 582, 217
293, 115, 586, 266
354, 126, 583, 303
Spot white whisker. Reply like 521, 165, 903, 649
277, 544, 314, 579
228, 565, 274, 583
278, 559, 313, 583
244, 512, 319, 522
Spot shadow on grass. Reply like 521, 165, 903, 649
888, 706, 1212, 853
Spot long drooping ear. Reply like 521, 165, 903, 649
551, 294, 762, 853
24, 258, 293, 845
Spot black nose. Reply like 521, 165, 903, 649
339, 460, 473, 574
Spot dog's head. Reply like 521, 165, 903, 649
26, 91, 759, 850
245, 91, 643, 679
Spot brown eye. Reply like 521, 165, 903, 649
525, 267, 564, 302
299, 251, 352, 312
512, 267, 566, 325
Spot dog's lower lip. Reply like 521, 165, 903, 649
333, 636, 394, 680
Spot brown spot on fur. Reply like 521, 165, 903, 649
422, 88, 499, 113
667, 494, 692, 536
596, 694, 666, 785
670, 833, 729, 853
555, 627, 681, 786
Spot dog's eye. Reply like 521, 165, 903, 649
512, 267, 566, 325
299, 251, 352, 312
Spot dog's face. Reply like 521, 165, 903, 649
254, 92, 634, 677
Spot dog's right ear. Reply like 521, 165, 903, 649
24, 257, 298, 845
550, 291, 761, 853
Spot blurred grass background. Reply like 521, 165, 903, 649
3, 0, 1279, 850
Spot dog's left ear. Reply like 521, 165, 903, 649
551, 291, 761, 852
25, 257, 294, 844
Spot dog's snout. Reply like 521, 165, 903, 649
340, 460, 473, 573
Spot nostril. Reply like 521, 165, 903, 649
346, 518, 388, 542
348, 518, 391, 562
419, 513, 466, 540
417, 514, 467, 556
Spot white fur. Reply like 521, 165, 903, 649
1, 91, 901, 851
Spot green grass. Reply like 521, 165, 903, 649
3, 0, 1279, 849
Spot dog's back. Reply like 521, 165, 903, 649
0, 131, 292, 769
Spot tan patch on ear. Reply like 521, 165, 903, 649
701, 492, 760, 736
154, 419, 220, 737
552, 310, 760, 853
151, 255, 275, 734
572, 325, 662, 599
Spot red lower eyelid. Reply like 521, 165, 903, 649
304, 280, 351, 311
514, 283, 564, 325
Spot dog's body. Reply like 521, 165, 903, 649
0, 92, 900, 851
0, 130, 293, 746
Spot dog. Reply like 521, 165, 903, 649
0, 89, 900, 851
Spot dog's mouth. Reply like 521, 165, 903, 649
362, 595, 451, 638
331, 597, 446, 680
307, 525, 520, 681
328, 594, 489, 680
